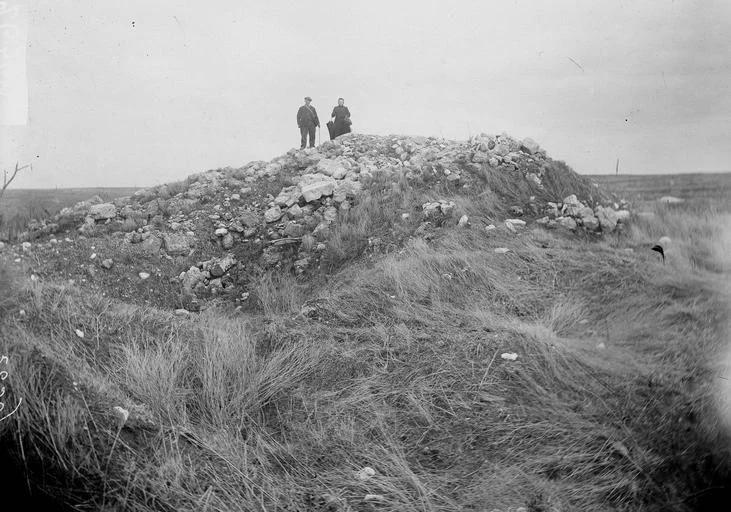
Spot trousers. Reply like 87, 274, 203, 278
300, 125, 316, 149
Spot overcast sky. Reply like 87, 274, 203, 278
1, 0, 730, 188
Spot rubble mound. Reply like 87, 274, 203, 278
8, 132, 630, 306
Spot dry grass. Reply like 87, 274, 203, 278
1, 187, 730, 511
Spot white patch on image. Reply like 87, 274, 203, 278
0, 2, 28, 126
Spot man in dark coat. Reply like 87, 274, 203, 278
330, 97, 351, 139
297, 96, 320, 149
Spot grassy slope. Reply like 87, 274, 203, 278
1, 175, 730, 511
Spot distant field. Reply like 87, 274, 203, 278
587, 172, 731, 201
0, 187, 141, 220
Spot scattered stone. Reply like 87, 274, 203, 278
222, 232, 234, 249
485, 224, 496, 231
494, 247, 510, 254
505, 218, 526, 231
162, 233, 192, 255
139, 272, 151, 280
112, 406, 129, 424
214, 227, 229, 236
501, 352, 518, 361
457, 214, 469, 227
141, 235, 162, 254
101, 258, 113, 269
22, 241, 31, 251
557, 217, 577, 230
422, 200, 456, 219
88, 203, 117, 220
582, 215, 600, 230
174, 309, 190, 316
75, 329, 85, 338
356, 467, 376, 481
595, 206, 619, 232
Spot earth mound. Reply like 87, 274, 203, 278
4, 132, 630, 310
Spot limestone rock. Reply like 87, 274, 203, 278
141, 235, 162, 254
595, 206, 619, 232
222, 233, 234, 249
521, 137, 540, 155
264, 205, 284, 223
89, 203, 117, 220
316, 158, 348, 179
162, 233, 191, 256
299, 174, 336, 202
274, 186, 301, 207
557, 217, 577, 230
582, 215, 600, 230
505, 218, 526, 230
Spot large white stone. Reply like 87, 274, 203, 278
595, 206, 619, 232
301, 180, 335, 202
316, 158, 348, 179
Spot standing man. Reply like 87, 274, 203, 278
297, 96, 320, 149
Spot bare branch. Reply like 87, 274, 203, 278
0, 161, 32, 205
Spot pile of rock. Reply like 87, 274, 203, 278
13, 133, 628, 283
536, 194, 630, 233
179, 254, 237, 298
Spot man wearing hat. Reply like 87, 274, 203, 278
296, 96, 320, 149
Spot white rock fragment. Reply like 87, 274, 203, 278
500, 352, 518, 361
113, 406, 129, 425
139, 272, 150, 280
356, 466, 376, 481
75, 329, 85, 338
494, 247, 510, 254
505, 218, 526, 231
457, 214, 469, 227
